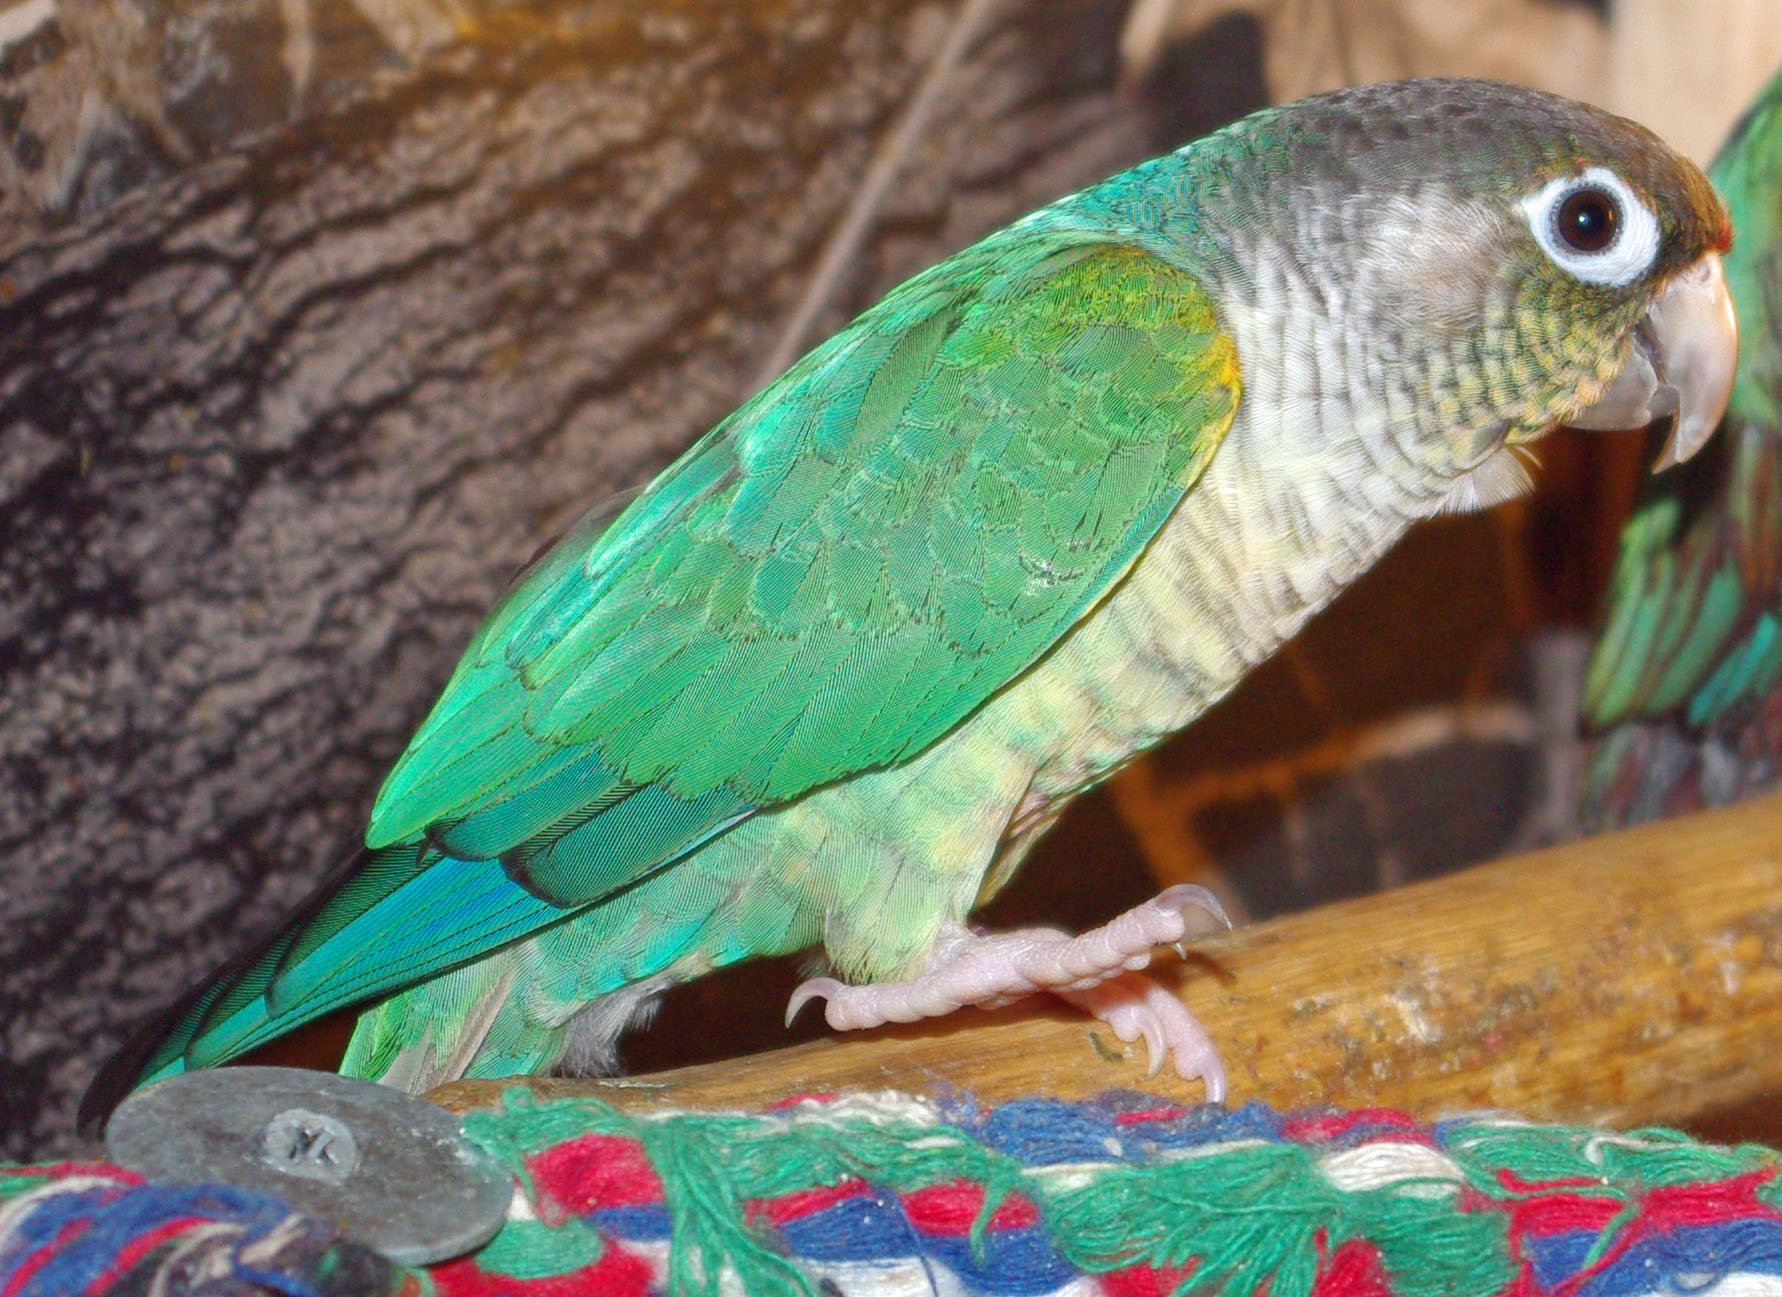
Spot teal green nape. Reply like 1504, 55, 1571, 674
83, 78, 1735, 1131
1579, 65, 1782, 833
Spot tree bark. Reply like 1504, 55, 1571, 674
0, 0, 1165, 1157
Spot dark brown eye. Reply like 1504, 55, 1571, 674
1523, 169, 1656, 285
1555, 186, 1620, 254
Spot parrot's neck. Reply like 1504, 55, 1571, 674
1143, 392, 1427, 678
975, 179, 1527, 885
986, 295, 1469, 837
1171, 284, 1461, 652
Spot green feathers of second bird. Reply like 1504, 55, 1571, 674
1582, 66, 1782, 829
86, 78, 1738, 1128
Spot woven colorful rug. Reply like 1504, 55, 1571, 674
7, 1091, 1782, 1296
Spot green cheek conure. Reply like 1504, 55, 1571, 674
84, 77, 1737, 1129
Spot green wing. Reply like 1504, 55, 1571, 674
371, 239, 1241, 903
1581, 423, 1782, 734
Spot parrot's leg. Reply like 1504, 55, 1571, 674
786, 884, 1228, 1099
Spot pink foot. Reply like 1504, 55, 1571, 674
785, 884, 1229, 1096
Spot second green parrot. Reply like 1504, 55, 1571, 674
86, 77, 1736, 1125
1581, 67, 1782, 830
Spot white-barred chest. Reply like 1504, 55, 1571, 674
971, 294, 1467, 821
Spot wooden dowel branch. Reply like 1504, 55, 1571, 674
433, 793, 1782, 1128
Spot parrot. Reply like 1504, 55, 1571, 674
83, 77, 1738, 1131
1580, 66, 1782, 832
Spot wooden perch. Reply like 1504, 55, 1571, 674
435, 792, 1782, 1128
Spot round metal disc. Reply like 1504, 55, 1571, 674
106, 1067, 512, 1266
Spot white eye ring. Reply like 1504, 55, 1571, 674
1519, 167, 1661, 287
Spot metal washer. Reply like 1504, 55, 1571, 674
106, 1066, 513, 1267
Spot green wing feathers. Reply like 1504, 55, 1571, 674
371, 240, 1241, 902
1583, 68, 1782, 735
1582, 430, 1782, 731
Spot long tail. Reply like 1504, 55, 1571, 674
78, 845, 381, 1135
78, 836, 567, 1135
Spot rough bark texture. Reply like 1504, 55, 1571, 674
0, 0, 475, 250
0, 0, 1190, 1157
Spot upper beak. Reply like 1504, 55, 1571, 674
1564, 253, 1738, 470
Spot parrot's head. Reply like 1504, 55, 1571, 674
1172, 78, 1738, 510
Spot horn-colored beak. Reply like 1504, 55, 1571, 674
1565, 253, 1738, 470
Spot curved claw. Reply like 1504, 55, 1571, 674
1153, 883, 1233, 958
1059, 973, 1226, 1100
1111, 1005, 1168, 1076
785, 977, 843, 1028
1141, 1018, 1165, 1077
1156, 883, 1232, 928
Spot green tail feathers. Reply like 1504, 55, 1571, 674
79, 842, 567, 1131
